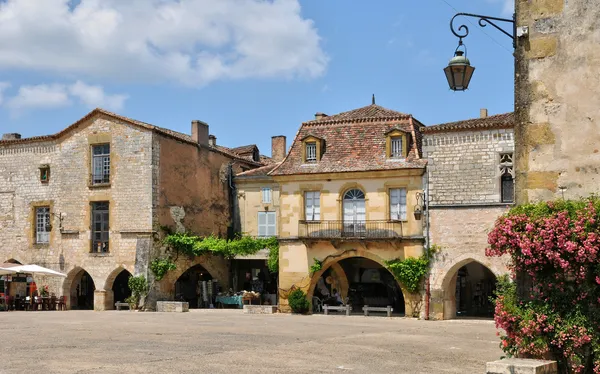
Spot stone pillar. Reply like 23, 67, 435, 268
93, 290, 112, 311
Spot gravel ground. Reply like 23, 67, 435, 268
0, 310, 502, 374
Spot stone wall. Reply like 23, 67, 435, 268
515, 0, 600, 203
423, 129, 514, 205
0, 113, 153, 309
235, 177, 280, 237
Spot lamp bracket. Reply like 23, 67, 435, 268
450, 12, 516, 48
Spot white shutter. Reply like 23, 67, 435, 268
390, 188, 407, 220
261, 188, 272, 204
266, 212, 276, 236
305, 192, 313, 220
313, 192, 320, 221
258, 212, 267, 237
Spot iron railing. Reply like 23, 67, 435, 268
89, 173, 110, 185
298, 220, 402, 239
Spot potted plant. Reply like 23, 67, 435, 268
288, 289, 310, 314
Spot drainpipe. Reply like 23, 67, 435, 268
424, 167, 431, 320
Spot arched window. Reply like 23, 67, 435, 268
343, 189, 365, 201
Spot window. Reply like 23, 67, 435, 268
261, 188, 272, 204
304, 191, 321, 221
390, 136, 404, 158
91, 144, 110, 185
499, 153, 514, 203
390, 188, 407, 220
258, 211, 276, 237
35, 207, 50, 244
39, 165, 50, 183
305, 142, 317, 162
91, 202, 109, 253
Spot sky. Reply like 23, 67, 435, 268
0, 0, 515, 156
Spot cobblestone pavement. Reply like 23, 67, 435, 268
0, 310, 502, 374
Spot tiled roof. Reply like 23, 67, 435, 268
423, 112, 514, 133
236, 162, 280, 178
259, 155, 275, 164
231, 144, 257, 155
0, 108, 262, 166
304, 104, 409, 125
271, 105, 426, 176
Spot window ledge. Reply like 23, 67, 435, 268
386, 158, 406, 162
300, 163, 318, 167
33, 243, 50, 249
89, 252, 111, 257
88, 183, 111, 189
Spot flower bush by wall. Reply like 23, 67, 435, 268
487, 198, 600, 373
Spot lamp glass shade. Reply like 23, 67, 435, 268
444, 51, 475, 91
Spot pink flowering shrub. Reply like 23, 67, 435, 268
488, 198, 600, 374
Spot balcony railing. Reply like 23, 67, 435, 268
89, 173, 110, 186
298, 220, 403, 239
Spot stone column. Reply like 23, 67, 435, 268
93, 289, 113, 311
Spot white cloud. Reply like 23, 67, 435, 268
0, 0, 328, 86
69, 81, 128, 110
5, 81, 127, 114
7, 84, 71, 112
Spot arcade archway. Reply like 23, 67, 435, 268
175, 264, 214, 309
63, 268, 96, 310
442, 260, 497, 318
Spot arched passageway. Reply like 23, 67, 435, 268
175, 265, 214, 309
64, 268, 96, 310
311, 257, 405, 315
443, 261, 497, 318
111, 269, 132, 305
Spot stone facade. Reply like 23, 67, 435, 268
515, 0, 600, 203
0, 109, 258, 310
422, 117, 514, 319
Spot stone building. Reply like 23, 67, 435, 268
514, 0, 600, 203
231, 136, 286, 302
270, 104, 427, 316
422, 110, 514, 319
0, 108, 260, 310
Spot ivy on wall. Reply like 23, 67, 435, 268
384, 245, 438, 293
309, 258, 322, 275
156, 233, 280, 279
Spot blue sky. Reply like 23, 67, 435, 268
0, 0, 514, 156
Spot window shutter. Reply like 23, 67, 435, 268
267, 212, 276, 236
262, 188, 272, 204
258, 212, 267, 237
305, 192, 313, 220
390, 188, 407, 220
313, 192, 320, 220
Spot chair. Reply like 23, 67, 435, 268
50, 296, 57, 311
57, 296, 66, 311
312, 297, 323, 313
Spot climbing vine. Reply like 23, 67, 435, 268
309, 258, 322, 275
385, 245, 438, 293
158, 233, 280, 278
150, 258, 177, 281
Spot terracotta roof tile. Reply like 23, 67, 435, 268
231, 144, 258, 155
304, 104, 409, 125
271, 105, 426, 176
423, 112, 514, 133
236, 162, 280, 177
0, 108, 262, 166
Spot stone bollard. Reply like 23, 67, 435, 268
486, 358, 557, 374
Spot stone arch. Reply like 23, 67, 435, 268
62, 267, 97, 310
168, 256, 227, 287
438, 256, 500, 320
102, 266, 134, 310
306, 249, 417, 316
4, 258, 22, 264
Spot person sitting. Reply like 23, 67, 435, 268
331, 289, 344, 306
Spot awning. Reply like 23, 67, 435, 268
7, 264, 67, 278
234, 248, 270, 260
0, 267, 17, 276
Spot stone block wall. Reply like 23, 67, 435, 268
423, 129, 514, 205
515, 0, 600, 203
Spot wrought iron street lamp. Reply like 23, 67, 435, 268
444, 12, 517, 91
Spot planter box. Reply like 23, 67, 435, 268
156, 301, 189, 313
486, 359, 557, 374
243, 305, 278, 314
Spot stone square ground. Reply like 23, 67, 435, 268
0, 310, 502, 373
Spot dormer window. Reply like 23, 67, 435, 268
385, 128, 408, 159
390, 137, 403, 158
306, 142, 317, 162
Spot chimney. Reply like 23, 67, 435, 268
191, 120, 209, 146
208, 135, 217, 147
480, 108, 488, 118
314, 112, 328, 121
2, 133, 21, 141
271, 136, 287, 162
